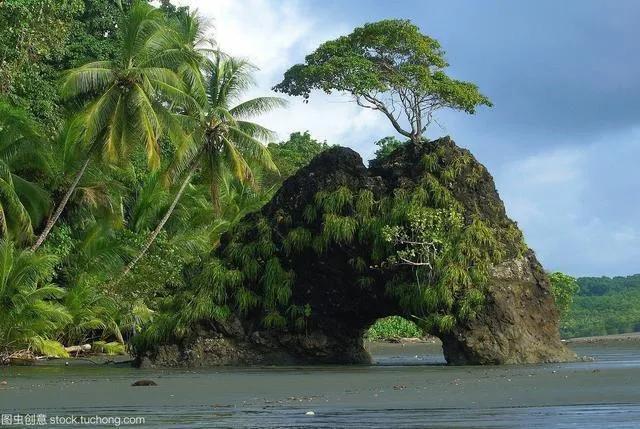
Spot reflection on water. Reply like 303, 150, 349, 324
1, 340, 639, 428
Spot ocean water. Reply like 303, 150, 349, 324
1, 340, 639, 428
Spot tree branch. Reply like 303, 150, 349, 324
361, 93, 412, 138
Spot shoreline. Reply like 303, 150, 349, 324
372, 331, 640, 346
365, 336, 440, 345
4, 332, 639, 367
564, 332, 640, 344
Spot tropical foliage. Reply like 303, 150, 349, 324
549, 272, 580, 318
0, 1, 289, 359
366, 316, 425, 341
373, 136, 406, 160
0, 100, 50, 243
116, 50, 285, 281
0, 240, 70, 358
264, 131, 329, 186
31, 1, 201, 251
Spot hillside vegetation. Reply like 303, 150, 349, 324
561, 274, 640, 338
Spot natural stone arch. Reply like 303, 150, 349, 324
137, 138, 575, 367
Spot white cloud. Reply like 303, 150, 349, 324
182, 0, 312, 75
172, 0, 391, 158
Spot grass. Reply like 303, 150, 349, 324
365, 316, 425, 341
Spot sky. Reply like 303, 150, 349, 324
170, 0, 639, 277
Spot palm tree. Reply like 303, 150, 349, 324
116, 53, 286, 281
0, 99, 50, 243
0, 240, 71, 358
30, 2, 198, 251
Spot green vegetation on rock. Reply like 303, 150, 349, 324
549, 272, 580, 318
131, 137, 526, 355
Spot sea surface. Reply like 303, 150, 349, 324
1, 340, 639, 428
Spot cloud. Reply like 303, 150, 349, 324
182, 0, 312, 75
173, 0, 391, 156
497, 130, 640, 276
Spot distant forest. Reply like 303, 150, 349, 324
561, 274, 640, 338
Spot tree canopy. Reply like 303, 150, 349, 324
274, 19, 492, 143
265, 131, 329, 186
373, 136, 406, 160
560, 274, 640, 338
549, 272, 580, 318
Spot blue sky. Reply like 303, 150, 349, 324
177, 0, 639, 277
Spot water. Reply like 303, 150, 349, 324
1, 340, 639, 428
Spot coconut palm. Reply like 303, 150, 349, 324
116, 53, 286, 281
30, 2, 199, 251
0, 99, 50, 243
170, 9, 216, 110
0, 240, 71, 358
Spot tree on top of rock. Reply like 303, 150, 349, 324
274, 19, 492, 144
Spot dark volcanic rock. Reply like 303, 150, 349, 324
138, 137, 574, 367
131, 379, 157, 386
441, 250, 575, 364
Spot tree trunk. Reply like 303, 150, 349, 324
115, 160, 199, 283
30, 156, 92, 252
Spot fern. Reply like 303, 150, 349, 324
92, 341, 126, 355
242, 259, 260, 282
355, 189, 375, 217
236, 287, 259, 314
31, 338, 69, 358
349, 256, 368, 273
302, 204, 317, 223
283, 227, 312, 255
315, 186, 353, 214
262, 257, 293, 307
437, 314, 456, 333
322, 213, 357, 244
422, 152, 439, 173
263, 310, 287, 329
312, 234, 329, 254
356, 276, 374, 288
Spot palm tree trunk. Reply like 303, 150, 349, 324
116, 159, 199, 283
30, 156, 91, 252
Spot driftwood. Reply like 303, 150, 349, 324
2, 350, 37, 366
64, 344, 92, 353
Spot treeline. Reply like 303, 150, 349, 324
561, 274, 640, 338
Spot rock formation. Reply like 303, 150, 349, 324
136, 137, 575, 367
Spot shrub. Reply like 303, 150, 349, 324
365, 316, 424, 341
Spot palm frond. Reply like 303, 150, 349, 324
60, 62, 116, 100
222, 136, 254, 186
230, 97, 287, 119
227, 126, 278, 172
235, 120, 278, 141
